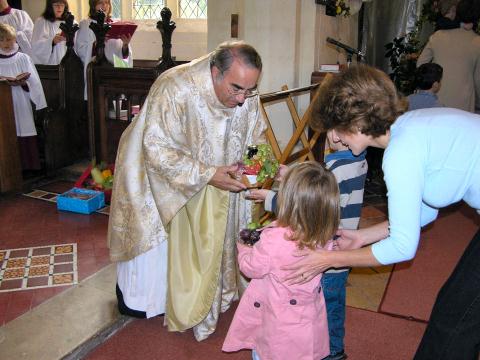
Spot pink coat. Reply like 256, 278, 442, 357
222, 225, 330, 360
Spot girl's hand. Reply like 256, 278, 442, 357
246, 189, 269, 203
336, 228, 364, 250
282, 248, 335, 285
53, 33, 66, 44
120, 33, 132, 46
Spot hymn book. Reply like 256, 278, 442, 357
106, 21, 138, 39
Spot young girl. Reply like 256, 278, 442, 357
0, 23, 47, 170
74, 0, 132, 99
31, 0, 70, 65
222, 161, 340, 360
0, 0, 33, 56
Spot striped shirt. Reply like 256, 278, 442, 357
324, 150, 368, 273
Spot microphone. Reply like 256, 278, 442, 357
326, 37, 364, 58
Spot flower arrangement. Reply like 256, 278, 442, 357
335, 0, 350, 17
239, 144, 279, 187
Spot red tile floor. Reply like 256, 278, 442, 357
0, 181, 110, 326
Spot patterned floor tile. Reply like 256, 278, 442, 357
0, 244, 78, 292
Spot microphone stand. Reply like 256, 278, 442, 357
326, 37, 365, 67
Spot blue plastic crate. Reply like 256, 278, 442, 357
57, 188, 105, 214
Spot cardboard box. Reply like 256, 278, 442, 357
57, 188, 105, 214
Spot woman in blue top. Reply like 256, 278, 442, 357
285, 64, 480, 360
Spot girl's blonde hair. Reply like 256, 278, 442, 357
0, 23, 16, 41
89, 0, 112, 19
276, 161, 340, 250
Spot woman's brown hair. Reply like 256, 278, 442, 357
89, 0, 112, 19
276, 161, 340, 250
311, 64, 408, 137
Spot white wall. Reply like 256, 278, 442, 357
208, 0, 358, 150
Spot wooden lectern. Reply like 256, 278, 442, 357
0, 82, 22, 192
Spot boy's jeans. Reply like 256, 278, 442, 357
321, 270, 349, 356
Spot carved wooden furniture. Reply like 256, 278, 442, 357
35, 12, 87, 174
0, 82, 22, 192
87, 7, 180, 164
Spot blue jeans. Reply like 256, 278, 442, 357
321, 270, 349, 356
252, 349, 261, 360
414, 229, 480, 360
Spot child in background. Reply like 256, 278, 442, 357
31, 0, 70, 65
408, 63, 443, 111
248, 130, 368, 360
0, 23, 47, 171
223, 161, 340, 360
75, 0, 132, 99
0, 0, 33, 56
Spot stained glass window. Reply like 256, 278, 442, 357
179, 0, 207, 19
111, 0, 122, 19
132, 0, 165, 20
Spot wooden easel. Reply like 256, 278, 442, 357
256, 77, 333, 222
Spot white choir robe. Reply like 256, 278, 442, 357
31, 17, 67, 65
74, 18, 133, 99
0, 51, 47, 137
0, 8, 33, 56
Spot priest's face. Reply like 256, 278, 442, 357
212, 59, 260, 108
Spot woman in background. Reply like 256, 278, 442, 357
31, 0, 70, 65
74, 0, 132, 99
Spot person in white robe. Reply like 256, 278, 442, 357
74, 0, 132, 100
0, 0, 33, 56
108, 41, 267, 341
0, 23, 47, 169
31, 0, 70, 65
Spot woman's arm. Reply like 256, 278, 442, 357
282, 236, 384, 285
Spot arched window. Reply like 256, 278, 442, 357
111, 0, 207, 20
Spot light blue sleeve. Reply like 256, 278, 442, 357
371, 136, 425, 265
420, 203, 439, 226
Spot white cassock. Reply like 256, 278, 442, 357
31, 17, 67, 65
74, 18, 133, 99
0, 45, 47, 137
0, 8, 33, 56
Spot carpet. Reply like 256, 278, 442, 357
86, 303, 426, 360
0, 243, 78, 292
379, 203, 479, 321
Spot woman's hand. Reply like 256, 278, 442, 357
120, 33, 132, 46
53, 33, 66, 44
336, 228, 365, 250
282, 248, 335, 285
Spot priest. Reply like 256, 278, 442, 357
108, 41, 267, 341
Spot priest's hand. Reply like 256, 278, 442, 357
209, 165, 247, 192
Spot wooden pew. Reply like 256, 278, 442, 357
35, 13, 88, 174
87, 7, 181, 164
0, 82, 22, 192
